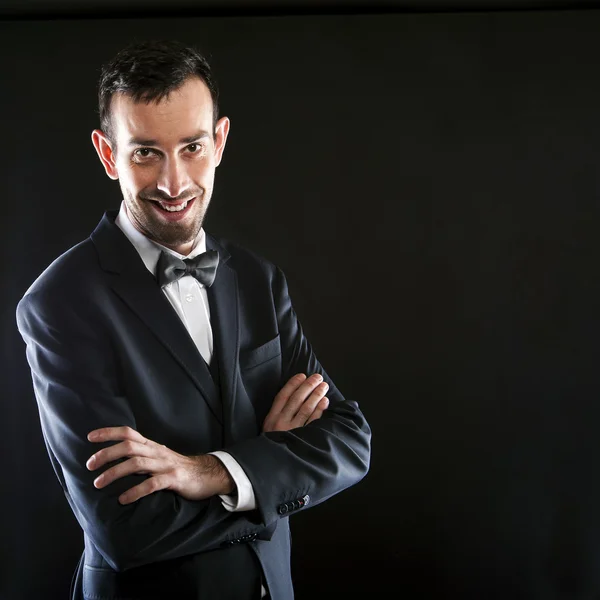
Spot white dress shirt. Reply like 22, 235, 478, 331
115, 201, 256, 513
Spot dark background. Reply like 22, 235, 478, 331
4, 2, 600, 599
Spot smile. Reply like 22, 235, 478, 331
158, 200, 189, 212
149, 197, 196, 221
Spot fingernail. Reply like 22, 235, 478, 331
86, 456, 96, 469
88, 432, 99, 441
313, 374, 323, 383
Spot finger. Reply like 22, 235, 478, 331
306, 409, 323, 425
268, 373, 307, 415
263, 374, 307, 430
282, 374, 326, 420
290, 382, 329, 427
93, 456, 158, 489
119, 474, 170, 505
88, 426, 146, 444
87, 439, 156, 471
279, 374, 323, 419
306, 397, 330, 424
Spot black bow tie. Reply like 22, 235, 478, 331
156, 249, 219, 288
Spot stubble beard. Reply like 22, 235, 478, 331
123, 186, 211, 250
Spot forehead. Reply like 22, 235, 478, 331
110, 77, 213, 144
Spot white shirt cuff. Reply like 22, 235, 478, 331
209, 451, 257, 512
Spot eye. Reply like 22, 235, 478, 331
133, 148, 158, 160
187, 143, 204, 153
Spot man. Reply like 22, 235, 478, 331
16, 40, 371, 600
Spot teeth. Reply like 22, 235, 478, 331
159, 201, 188, 212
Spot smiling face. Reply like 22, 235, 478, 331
92, 76, 230, 255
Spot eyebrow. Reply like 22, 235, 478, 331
128, 131, 211, 146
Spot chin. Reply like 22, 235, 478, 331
152, 220, 203, 248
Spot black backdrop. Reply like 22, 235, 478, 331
4, 8, 600, 600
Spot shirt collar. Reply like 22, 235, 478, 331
115, 200, 207, 276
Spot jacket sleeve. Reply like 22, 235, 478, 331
223, 266, 372, 525
16, 290, 273, 573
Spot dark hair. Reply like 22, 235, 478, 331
98, 40, 219, 144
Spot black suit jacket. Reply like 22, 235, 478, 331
16, 210, 371, 600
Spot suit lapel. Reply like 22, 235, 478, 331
207, 235, 258, 444
90, 211, 223, 425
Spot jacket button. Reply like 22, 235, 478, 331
278, 505, 288, 515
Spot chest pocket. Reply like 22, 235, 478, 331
239, 334, 282, 423
239, 334, 281, 371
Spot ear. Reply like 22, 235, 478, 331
91, 129, 119, 180
214, 116, 230, 167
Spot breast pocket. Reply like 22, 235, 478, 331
239, 334, 282, 371
239, 334, 282, 422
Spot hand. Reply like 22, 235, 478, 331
263, 373, 329, 433
86, 426, 235, 504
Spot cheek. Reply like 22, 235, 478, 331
119, 164, 155, 194
193, 161, 216, 188
193, 155, 215, 177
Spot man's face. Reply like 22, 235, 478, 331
92, 77, 229, 254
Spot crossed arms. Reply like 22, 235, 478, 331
85, 372, 332, 505
16, 264, 371, 571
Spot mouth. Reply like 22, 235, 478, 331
148, 197, 196, 221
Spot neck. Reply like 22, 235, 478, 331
159, 240, 195, 256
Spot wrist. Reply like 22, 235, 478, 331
200, 454, 236, 496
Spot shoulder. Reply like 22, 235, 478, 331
208, 234, 282, 280
18, 238, 99, 316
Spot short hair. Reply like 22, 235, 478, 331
98, 40, 219, 144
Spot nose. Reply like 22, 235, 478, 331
156, 156, 190, 199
